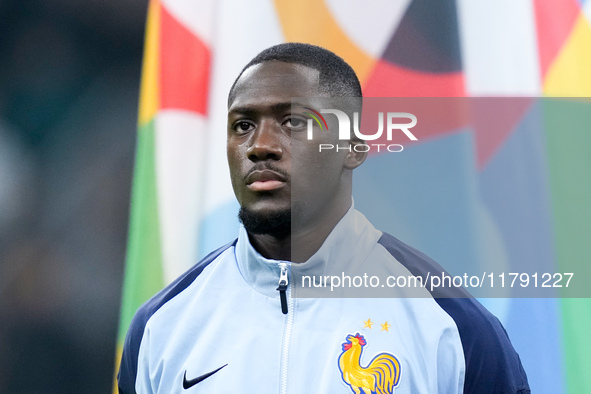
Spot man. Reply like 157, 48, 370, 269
118, 43, 529, 393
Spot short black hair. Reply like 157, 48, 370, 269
228, 42, 362, 105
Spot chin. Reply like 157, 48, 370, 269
238, 207, 291, 238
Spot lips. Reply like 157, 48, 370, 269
245, 169, 288, 192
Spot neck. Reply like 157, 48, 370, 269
248, 196, 352, 263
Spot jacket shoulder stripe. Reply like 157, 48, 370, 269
377, 232, 530, 393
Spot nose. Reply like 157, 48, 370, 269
246, 119, 284, 161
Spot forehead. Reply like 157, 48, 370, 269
229, 62, 322, 110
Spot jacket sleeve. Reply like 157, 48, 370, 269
436, 298, 531, 394
376, 233, 530, 393
118, 305, 152, 394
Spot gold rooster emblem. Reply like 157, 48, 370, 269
338, 333, 401, 394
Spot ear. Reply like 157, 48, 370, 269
344, 137, 367, 170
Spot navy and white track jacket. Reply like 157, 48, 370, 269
118, 208, 530, 393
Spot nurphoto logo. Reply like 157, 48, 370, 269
306, 109, 418, 153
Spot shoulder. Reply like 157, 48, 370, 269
377, 232, 530, 394
435, 298, 530, 393
117, 240, 236, 394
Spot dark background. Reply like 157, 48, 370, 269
0, 1, 148, 392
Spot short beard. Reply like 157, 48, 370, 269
238, 207, 291, 239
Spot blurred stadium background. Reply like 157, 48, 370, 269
0, 1, 146, 392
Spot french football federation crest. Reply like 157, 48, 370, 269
338, 333, 401, 394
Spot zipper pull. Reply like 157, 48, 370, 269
277, 263, 289, 314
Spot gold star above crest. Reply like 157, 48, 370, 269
381, 321, 391, 332
363, 318, 374, 329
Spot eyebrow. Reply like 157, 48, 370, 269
229, 101, 308, 115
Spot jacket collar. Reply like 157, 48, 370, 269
234, 203, 382, 298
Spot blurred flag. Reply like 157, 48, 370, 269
115, 0, 591, 392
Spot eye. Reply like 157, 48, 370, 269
284, 116, 307, 130
233, 121, 254, 134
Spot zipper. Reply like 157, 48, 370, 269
277, 262, 294, 394
277, 262, 289, 314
